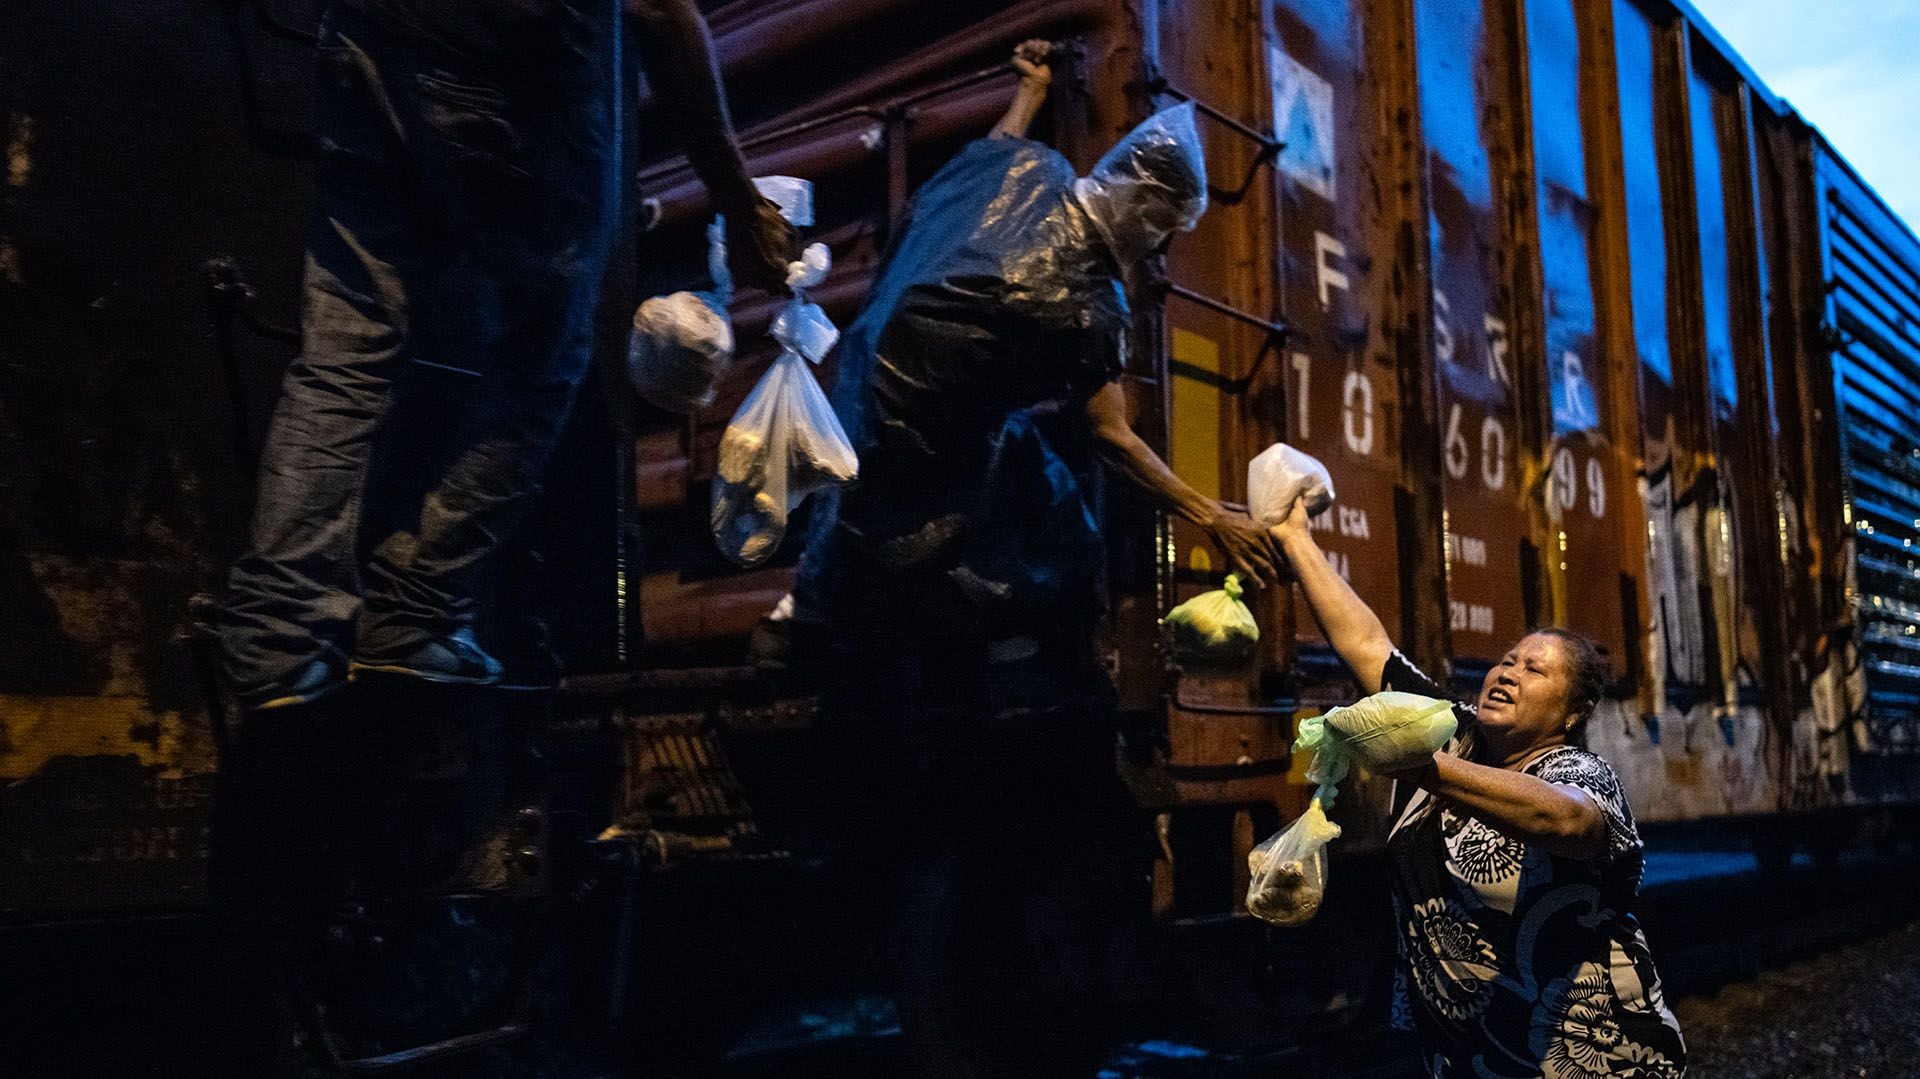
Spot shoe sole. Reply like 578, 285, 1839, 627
249, 678, 348, 711
348, 660, 501, 687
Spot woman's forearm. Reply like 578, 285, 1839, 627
1411, 753, 1608, 860
1275, 527, 1392, 692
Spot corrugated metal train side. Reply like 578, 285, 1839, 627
622, 0, 1920, 880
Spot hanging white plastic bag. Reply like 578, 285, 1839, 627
711, 179, 857, 567
1246, 793, 1341, 927
1296, 691, 1458, 783
1247, 442, 1335, 525
711, 350, 856, 566
1164, 573, 1260, 663
628, 219, 735, 413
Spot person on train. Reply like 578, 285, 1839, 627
782, 41, 1282, 1076
1267, 494, 1688, 1078
212, 0, 796, 709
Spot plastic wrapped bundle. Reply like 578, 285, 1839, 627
628, 219, 734, 413
1071, 102, 1210, 266
793, 113, 1208, 631
1165, 573, 1260, 663
1296, 691, 1458, 789
1246, 794, 1342, 927
1243, 691, 1455, 926
1247, 442, 1335, 524
711, 350, 857, 566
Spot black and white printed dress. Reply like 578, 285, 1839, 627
1380, 651, 1687, 1078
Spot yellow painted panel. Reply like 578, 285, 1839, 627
0, 697, 200, 779
1170, 327, 1222, 500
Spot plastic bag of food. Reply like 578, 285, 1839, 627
628, 219, 735, 413
711, 350, 857, 566
1247, 442, 1335, 525
1246, 793, 1342, 926
1165, 573, 1260, 663
1296, 691, 1458, 787
710, 178, 858, 566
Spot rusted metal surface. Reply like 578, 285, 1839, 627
1610, 0, 1706, 705
1146, 0, 1293, 821
1685, 49, 1777, 724
10, 0, 1920, 933
1266, 0, 1420, 674
1415, 0, 1534, 668
1515, 0, 1640, 683
0, 1, 305, 916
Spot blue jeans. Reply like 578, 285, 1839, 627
219, 0, 621, 693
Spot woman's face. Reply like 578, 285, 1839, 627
1474, 632, 1579, 752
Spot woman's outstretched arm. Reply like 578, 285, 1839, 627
1398, 754, 1609, 860
1269, 497, 1393, 692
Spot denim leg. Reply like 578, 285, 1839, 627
358, 0, 622, 652
220, 24, 441, 692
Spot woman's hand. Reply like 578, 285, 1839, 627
1267, 495, 1311, 547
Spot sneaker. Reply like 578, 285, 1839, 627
237, 655, 348, 711
350, 627, 503, 687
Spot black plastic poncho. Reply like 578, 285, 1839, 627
795, 136, 1128, 637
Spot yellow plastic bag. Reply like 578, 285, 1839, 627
1297, 691, 1457, 789
1165, 573, 1260, 662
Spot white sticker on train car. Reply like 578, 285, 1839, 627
1270, 48, 1336, 201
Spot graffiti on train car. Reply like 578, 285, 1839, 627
1687, 54, 1772, 720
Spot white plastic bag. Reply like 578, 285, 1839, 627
628, 219, 735, 414
1247, 442, 1335, 525
709, 177, 859, 566
1241, 691, 1454, 927
711, 350, 857, 566
1246, 794, 1341, 927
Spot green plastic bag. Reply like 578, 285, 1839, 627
1165, 573, 1260, 662
1244, 691, 1454, 927
1296, 691, 1458, 796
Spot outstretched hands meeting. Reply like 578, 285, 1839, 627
1202, 507, 1282, 587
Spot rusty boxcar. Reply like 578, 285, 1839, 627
4, 0, 1920, 1069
